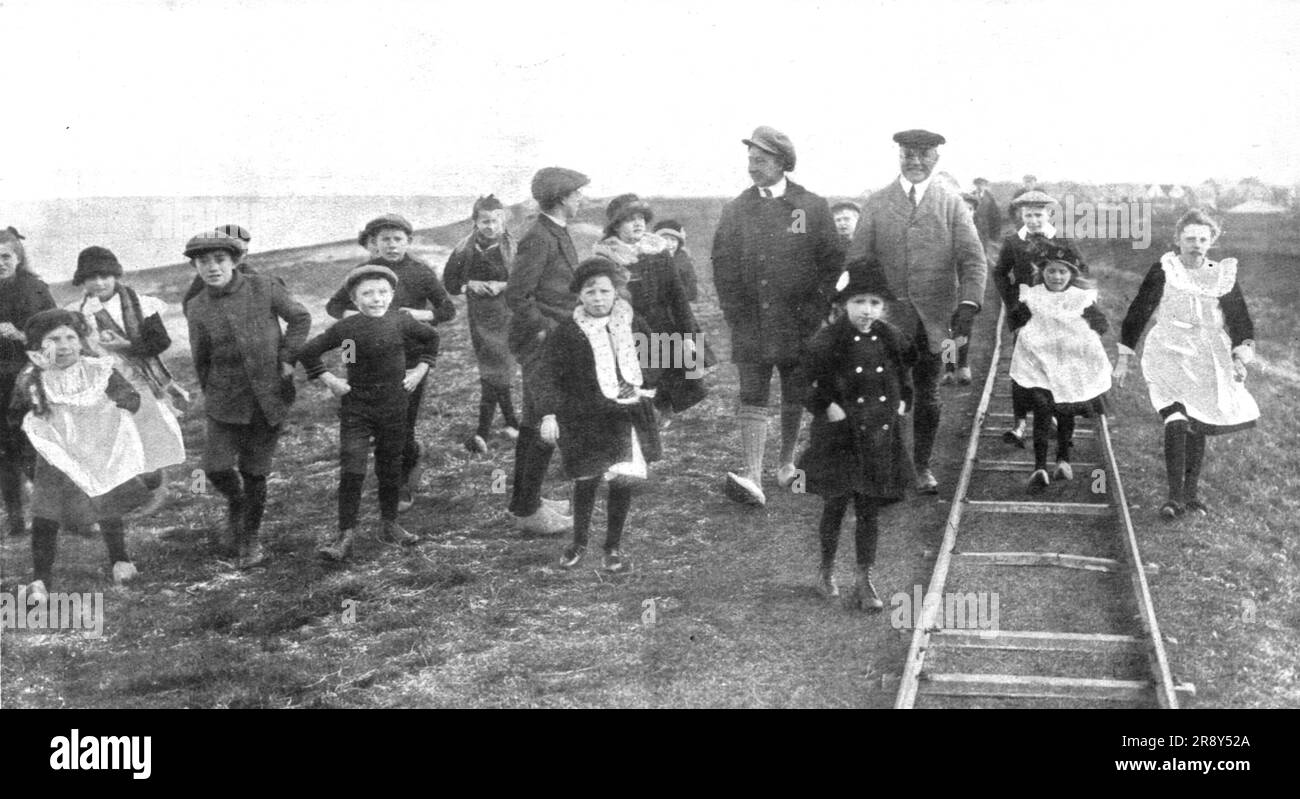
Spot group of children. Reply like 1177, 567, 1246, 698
0, 191, 1259, 613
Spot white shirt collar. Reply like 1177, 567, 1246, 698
899, 175, 933, 205
755, 176, 787, 198
1017, 222, 1057, 240
541, 211, 567, 228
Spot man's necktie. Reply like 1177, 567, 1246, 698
761, 187, 773, 199
908, 185, 917, 206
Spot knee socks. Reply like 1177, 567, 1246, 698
239, 471, 267, 539
1164, 418, 1188, 503
100, 517, 130, 564
818, 494, 851, 566
779, 403, 803, 465
738, 406, 768, 482
339, 472, 365, 530
571, 478, 600, 550
852, 495, 880, 569
605, 481, 633, 552
31, 516, 58, 586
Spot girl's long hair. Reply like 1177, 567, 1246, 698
1030, 261, 1094, 291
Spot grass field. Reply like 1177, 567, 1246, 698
1, 199, 1296, 708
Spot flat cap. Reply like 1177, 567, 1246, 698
183, 230, 245, 259
893, 129, 946, 148
742, 126, 796, 171
357, 214, 414, 247
531, 167, 590, 210
345, 262, 399, 293
1009, 190, 1057, 208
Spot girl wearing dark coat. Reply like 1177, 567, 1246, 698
0, 226, 56, 537
535, 258, 662, 574
593, 194, 706, 424
442, 195, 521, 452
796, 262, 916, 611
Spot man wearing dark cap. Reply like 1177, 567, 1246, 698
713, 126, 844, 506
847, 129, 988, 494
501, 166, 589, 533
185, 229, 311, 568
182, 224, 258, 313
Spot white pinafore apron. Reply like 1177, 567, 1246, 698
1009, 284, 1113, 404
1140, 253, 1258, 430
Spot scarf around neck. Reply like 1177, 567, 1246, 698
573, 299, 643, 401
592, 232, 670, 267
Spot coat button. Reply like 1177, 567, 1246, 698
872, 335, 878, 341
761, 279, 769, 286
854, 335, 861, 341
855, 366, 863, 373
762, 302, 770, 309
857, 397, 865, 404
879, 395, 887, 402
876, 366, 883, 373
882, 424, 889, 430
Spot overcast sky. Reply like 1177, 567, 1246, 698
5, 0, 1299, 202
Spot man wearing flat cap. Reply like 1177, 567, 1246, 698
502, 166, 590, 534
712, 126, 844, 506
847, 128, 988, 494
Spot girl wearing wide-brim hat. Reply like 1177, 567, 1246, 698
1115, 209, 1258, 519
593, 194, 706, 427
795, 260, 917, 611
67, 246, 187, 515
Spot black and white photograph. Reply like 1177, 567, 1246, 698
1, 0, 1297, 739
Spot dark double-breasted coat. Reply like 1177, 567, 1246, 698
796, 317, 917, 500
187, 271, 312, 427
533, 315, 662, 481
711, 181, 844, 364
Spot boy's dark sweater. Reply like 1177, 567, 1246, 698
296, 311, 439, 386
325, 254, 456, 324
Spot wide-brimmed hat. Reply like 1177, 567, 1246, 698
357, 214, 414, 247
1031, 241, 1085, 275
345, 262, 399, 293
183, 230, 244, 259
73, 245, 124, 285
742, 126, 796, 171
835, 258, 896, 302
603, 193, 654, 238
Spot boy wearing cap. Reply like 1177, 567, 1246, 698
186, 230, 311, 568
298, 264, 440, 559
712, 125, 844, 506
831, 202, 862, 250
847, 128, 987, 494
326, 214, 455, 511
502, 166, 591, 534
995, 191, 1087, 446
181, 225, 256, 313
653, 219, 699, 302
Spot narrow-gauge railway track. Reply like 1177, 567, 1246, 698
894, 308, 1196, 708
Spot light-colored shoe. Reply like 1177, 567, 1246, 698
26, 580, 49, 603
502, 426, 520, 441
1053, 461, 1074, 481
724, 472, 766, 506
514, 504, 572, 535
541, 496, 572, 516
1029, 469, 1051, 490
957, 366, 973, 385
559, 545, 585, 569
397, 486, 415, 513
111, 561, 138, 585
602, 550, 632, 574
846, 567, 884, 611
915, 469, 939, 494
775, 463, 800, 488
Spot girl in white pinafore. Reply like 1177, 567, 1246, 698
1116, 209, 1258, 520
1008, 249, 1112, 490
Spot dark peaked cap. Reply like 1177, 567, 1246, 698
893, 129, 946, 148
